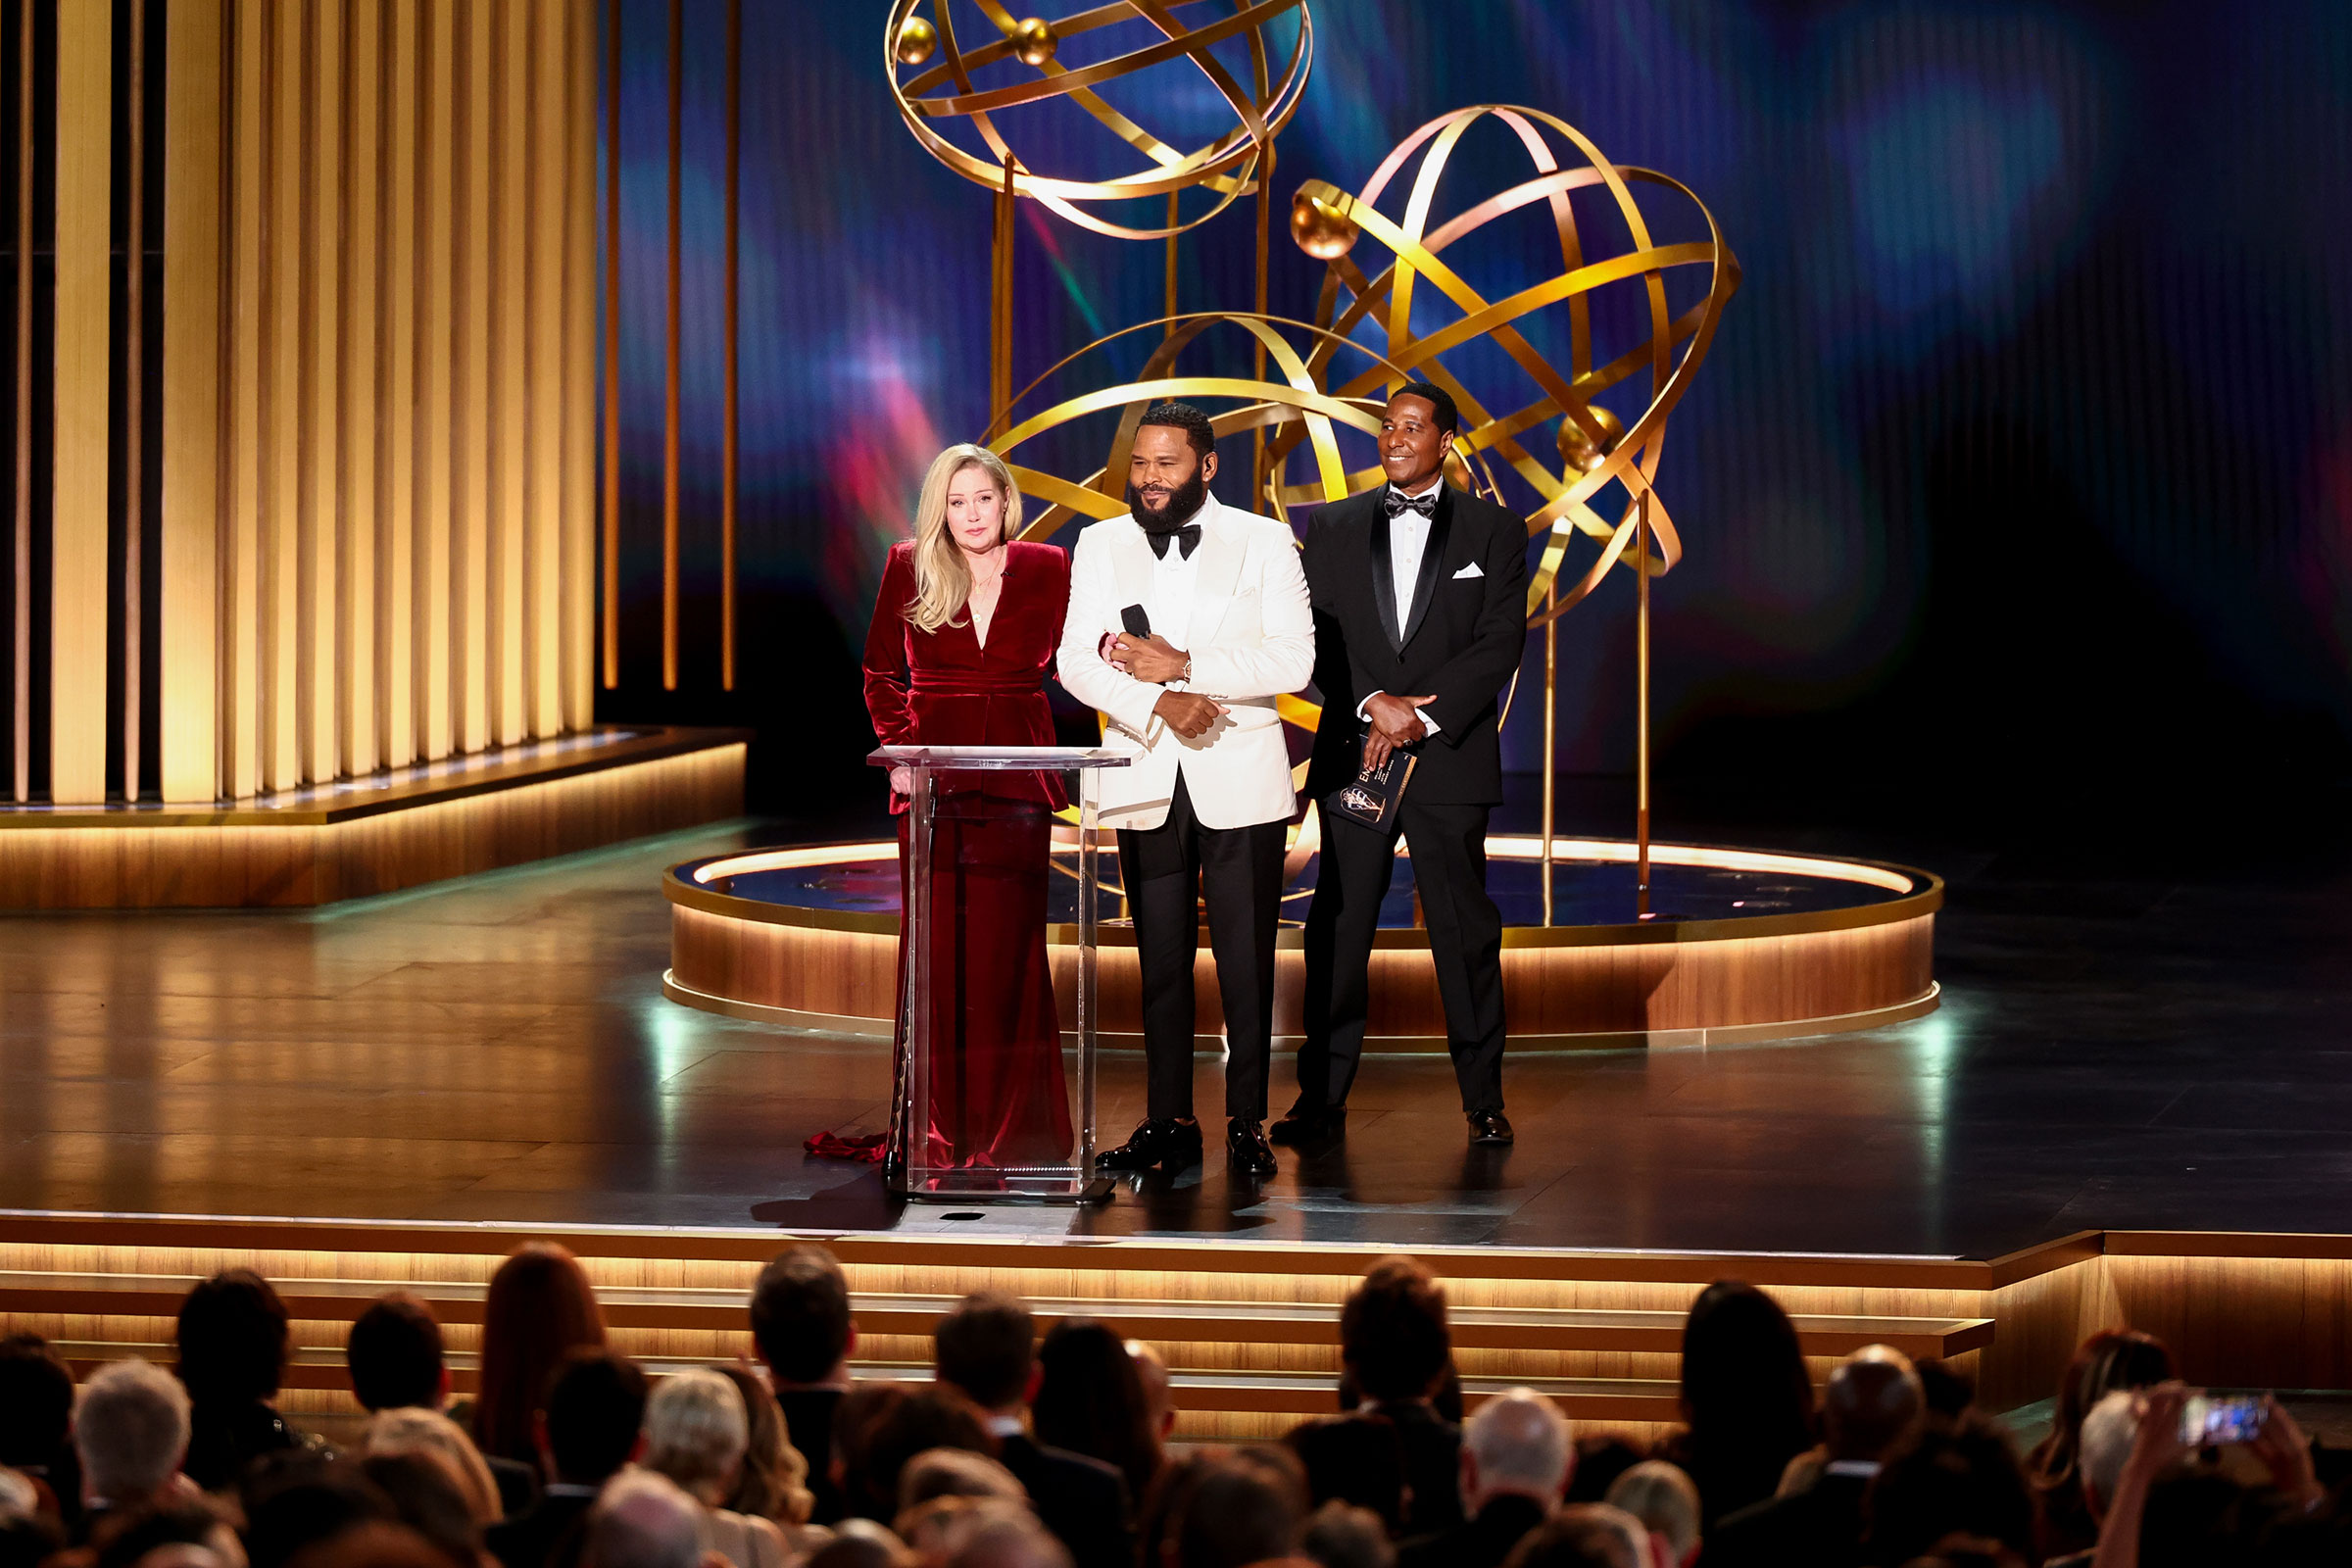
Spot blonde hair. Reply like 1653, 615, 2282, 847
364, 1406, 503, 1525
643, 1367, 750, 1505
906, 444, 1023, 634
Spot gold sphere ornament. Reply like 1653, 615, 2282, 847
886, 0, 1313, 240
1288, 186, 1358, 261
894, 14, 938, 67
1280, 106, 1740, 627
1009, 16, 1057, 68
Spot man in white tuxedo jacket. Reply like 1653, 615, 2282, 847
1056, 403, 1313, 1179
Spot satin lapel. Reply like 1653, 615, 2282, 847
1108, 519, 1153, 630
1185, 507, 1247, 652
1368, 500, 1402, 655
1398, 486, 1454, 650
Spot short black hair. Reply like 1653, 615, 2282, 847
0, 1335, 74, 1466
933, 1291, 1035, 1410
542, 1348, 648, 1485
750, 1245, 854, 1385
1339, 1257, 1450, 1402
1136, 402, 1216, 460
1388, 381, 1458, 436
176, 1269, 292, 1405
347, 1293, 446, 1412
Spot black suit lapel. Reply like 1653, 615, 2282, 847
1367, 501, 1402, 655
1398, 485, 1453, 651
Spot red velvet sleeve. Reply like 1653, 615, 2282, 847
1040, 543, 1071, 685
861, 545, 917, 746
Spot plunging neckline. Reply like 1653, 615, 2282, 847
965, 551, 1007, 652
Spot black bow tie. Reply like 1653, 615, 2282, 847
1146, 522, 1202, 561
1384, 489, 1438, 518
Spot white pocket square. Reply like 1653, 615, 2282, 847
1451, 562, 1484, 579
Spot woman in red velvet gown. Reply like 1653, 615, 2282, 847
860, 443, 1073, 1170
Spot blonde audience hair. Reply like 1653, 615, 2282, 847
364, 1406, 503, 1525
906, 444, 1024, 633
713, 1362, 814, 1527
1604, 1461, 1701, 1565
642, 1367, 751, 1506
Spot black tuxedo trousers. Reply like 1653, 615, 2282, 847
1301, 796, 1506, 1114
1115, 771, 1288, 1120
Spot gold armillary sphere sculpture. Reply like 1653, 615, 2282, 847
886, 0, 1314, 240
1281, 105, 1740, 910
1277, 105, 1740, 624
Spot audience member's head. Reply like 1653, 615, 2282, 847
1603, 1461, 1699, 1567
2031, 1330, 2174, 1488
474, 1244, 609, 1468
1673, 1281, 1815, 1519
896, 1447, 1027, 1516
642, 1367, 751, 1509
1915, 1359, 1976, 1422
345, 1296, 447, 1415
1127, 1341, 1177, 1445
1861, 1414, 2035, 1567
844, 1388, 995, 1524
925, 1500, 1068, 1568
934, 1293, 1036, 1414
2074, 1389, 2139, 1524
581, 1470, 703, 1568
804, 1529, 912, 1568
1498, 1505, 1647, 1568
1146, 1448, 1306, 1568
1034, 1319, 1163, 1507
750, 1246, 857, 1389
1297, 1499, 1393, 1568
359, 1407, 499, 1526
1562, 1437, 1644, 1505
1460, 1390, 1573, 1512
357, 1449, 486, 1563
75, 1357, 195, 1507
1339, 1258, 1449, 1405
86, 1501, 246, 1568
712, 1360, 813, 1527
538, 1349, 648, 1488
176, 1271, 292, 1408
1824, 1346, 1925, 1463
240, 1459, 398, 1568
0, 1336, 74, 1478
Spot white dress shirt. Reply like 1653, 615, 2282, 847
1146, 511, 1204, 654
1359, 476, 1445, 735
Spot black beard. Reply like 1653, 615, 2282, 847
1127, 469, 1208, 532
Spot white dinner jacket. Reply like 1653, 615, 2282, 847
1056, 496, 1314, 832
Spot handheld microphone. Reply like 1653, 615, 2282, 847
1119, 604, 1152, 639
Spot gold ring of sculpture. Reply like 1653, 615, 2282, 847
887, 0, 1314, 240
1272, 105, 1741, 626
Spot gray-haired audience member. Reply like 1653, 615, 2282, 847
1603, 1461, 1699, 1567
75, 1358, 194, 1517
1497, 1504, 1646, 1568
1704, 1345, 1924, 1568
581, 1472, 704, 1568
2039, 1390, 2140, 1568
1396, 1388, 1570, 1568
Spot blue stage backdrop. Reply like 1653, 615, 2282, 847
597, 0, 2352, 838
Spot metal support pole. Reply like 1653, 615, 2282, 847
1541, 576, 1556, 926
1635, 490, 1652, 917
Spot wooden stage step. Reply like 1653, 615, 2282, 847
0, 1270, 1991, 1362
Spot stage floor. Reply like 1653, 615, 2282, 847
5, 808, 2351, 1258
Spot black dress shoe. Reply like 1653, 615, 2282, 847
1227, 1119, 1278, 1177
1269, 1104, 1346, 1147
1467, 1110, 1514, 1146
1096, 1118, 1203, 1172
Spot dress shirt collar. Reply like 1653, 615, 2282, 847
1825, 1459, 1883, 1479
984, 1413, 1025, 1438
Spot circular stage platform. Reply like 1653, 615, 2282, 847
662, 835, 1940, 1051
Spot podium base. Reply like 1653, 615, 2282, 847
896, 1172, 1116, 1207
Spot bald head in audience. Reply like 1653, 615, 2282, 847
1823, 1346, 1924, 1464
582, 1471, 705, 1568
1461, 1390, 1573, 1512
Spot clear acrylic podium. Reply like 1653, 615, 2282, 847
868, 745, 1130, 1204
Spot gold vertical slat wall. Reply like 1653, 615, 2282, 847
127, 0, 598, 805
49, 0, 111, 806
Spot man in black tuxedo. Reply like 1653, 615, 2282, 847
933, 1291, 1132, 1568
1281, 382, 1528, 1149
749, 1245, 857, 1526
485, 1350, 647, 1568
